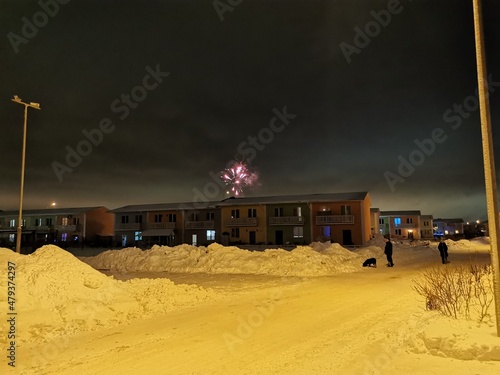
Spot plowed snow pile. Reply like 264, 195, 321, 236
83, 242, 364, 276
0, 245, 218, 344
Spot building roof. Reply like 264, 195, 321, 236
110, 201, 221, 213
217, 192, 369, 206
0, 207, 107, 217
380, 210, 422, 216
110, 192, 369, 212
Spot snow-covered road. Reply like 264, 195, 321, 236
15, 247, 500, 375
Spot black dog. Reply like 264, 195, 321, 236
362, 258, 377, 268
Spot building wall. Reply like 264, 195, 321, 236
220, 205, 267, 245
310, 201, 365, 246
385, 215, 420, 240
265, 203, 310, 245
420, 215, 434, 239
370, 210, 380, 238
183, 208, 221, 246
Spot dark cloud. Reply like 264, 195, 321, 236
1, 0, 499, 222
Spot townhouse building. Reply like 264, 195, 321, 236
111, 201, 223, 247
379, 210, 424, 240
111, 192, 372, 248
0, 207, 113, 251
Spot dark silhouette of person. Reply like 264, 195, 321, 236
438, 238, 449, 264
384, 237, 394, 267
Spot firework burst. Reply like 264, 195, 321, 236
220, 162, 258, 196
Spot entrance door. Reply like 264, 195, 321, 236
249, 231, 256, 245
121, 235, 127, 247
342, 230, 353, 246
275, 230, 283, 245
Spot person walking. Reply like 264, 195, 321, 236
438, 238, 449, 264
384, 237, 394, 267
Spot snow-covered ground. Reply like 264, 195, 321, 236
1, 236, 499, 374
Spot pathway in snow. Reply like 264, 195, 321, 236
14, 246, 500, 375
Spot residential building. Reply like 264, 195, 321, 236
110, 192, 372, 248
0, 207, 113, 252
433, 218, 465, 238
111, 201, 222, 247
379, 210, 422, 240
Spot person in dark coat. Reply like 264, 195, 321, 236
384, 237, 394, 267
438, 238, 449, 264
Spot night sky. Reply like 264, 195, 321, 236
1, 0, 499, 221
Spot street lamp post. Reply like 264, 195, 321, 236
11, 95, 41, 254
472, 0, 500, 337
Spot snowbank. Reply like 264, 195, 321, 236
407, 313, 500, 361
0, 245, 219, 344
82, 242, 365, 276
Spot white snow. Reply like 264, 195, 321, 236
0, 236, 499, 374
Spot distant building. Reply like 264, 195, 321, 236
433, 218, 465, 238
379, 210, 427, 240
0, 207, 114, 252
110, 201, 222, 247
111, 192, 373, 247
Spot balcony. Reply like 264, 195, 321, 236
269, 216, 304, 225
115, 223, 142, 230
144, 222, 176, 230
226, 217, 258, 227
315, 215, 354, 225
56, 224, 80, 232
26, 225, 51, 231
185, 220, 214, 230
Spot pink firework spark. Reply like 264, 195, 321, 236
220, 162, 258, 196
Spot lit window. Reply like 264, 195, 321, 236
322, 226, 331, 237
135, 231, 142, 241
192, 234, 197, 246
9, 219, 15, 227
8, 234, 14, 242
206, 230, 215, 241
61, 233, 68, 241
394, 218, 401, 225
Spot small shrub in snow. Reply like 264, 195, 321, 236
413, 264, 494, 323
